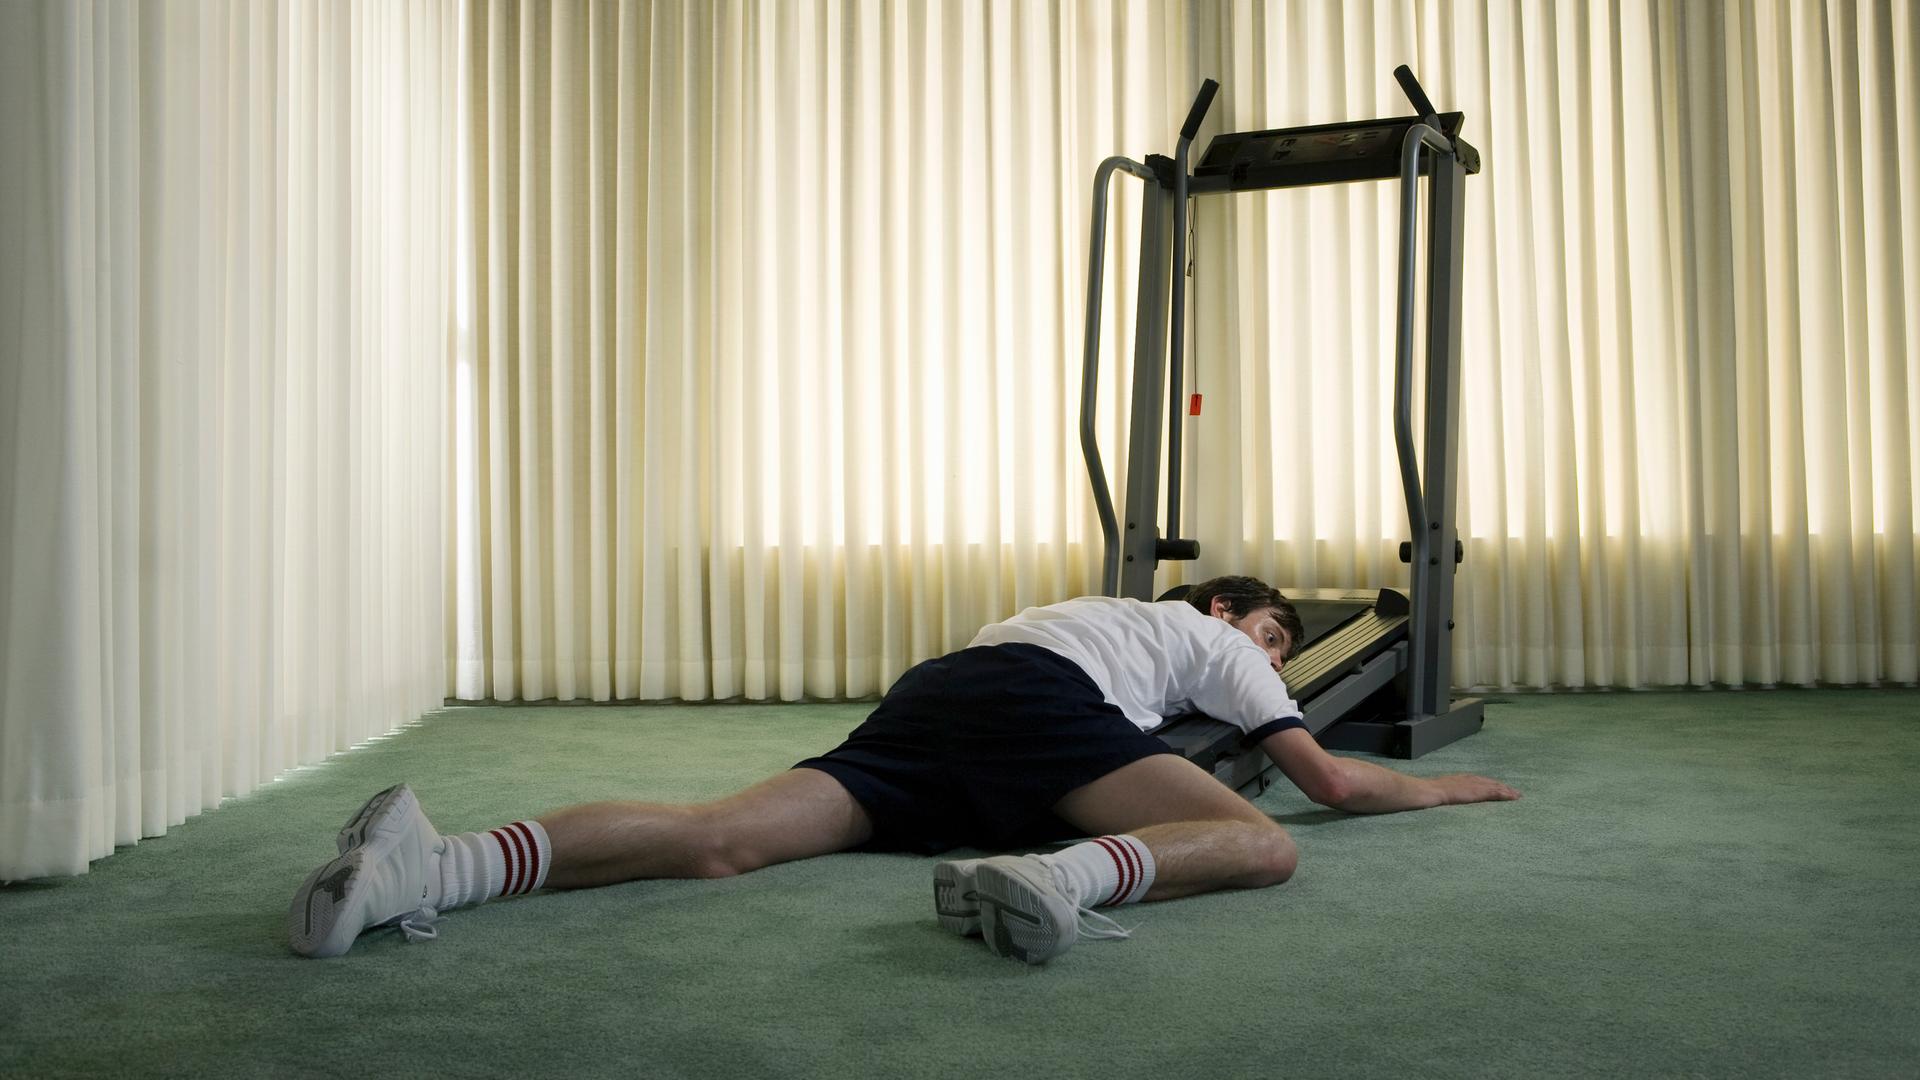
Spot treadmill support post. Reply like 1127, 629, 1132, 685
1405, 147, 1467, 721
1119, 186, 1175, 600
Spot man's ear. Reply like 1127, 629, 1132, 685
1209, 596, 1234, 620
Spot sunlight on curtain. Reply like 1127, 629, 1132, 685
453, 0, 1918, 704
0, 0, 454, 880
1183, 0, 1918, 689
454, 0, 1195, 701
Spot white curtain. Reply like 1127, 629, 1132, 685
1185, 0, 1918, 688
453, 0, 1919, 703
453, 0, 1198, 701
0, 0, 456, 881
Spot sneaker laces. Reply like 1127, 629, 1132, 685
396, 904, 441, 943
1073, 904, 1133, 942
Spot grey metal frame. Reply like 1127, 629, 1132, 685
1082, 160, 1182, 595
1395, 124, 1471, 729
1081, 75, 1485, 759
1079, 156, 1159, 596
1118, 187, 1176, 601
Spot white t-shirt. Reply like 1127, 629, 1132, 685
967, 596, 1302, 736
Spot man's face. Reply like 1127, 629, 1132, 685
1210, 598, 1293, 675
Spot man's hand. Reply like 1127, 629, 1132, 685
1261, 728, 1521, 814
1429, 773, 1521, 806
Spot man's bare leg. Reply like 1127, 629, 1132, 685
947, 754, 1296, 964
1118, 819, 1296, 900
539, 768, 874, 889
291, 769, 871, 958
1050, 753, 1297, 900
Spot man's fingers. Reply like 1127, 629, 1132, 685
1442, 774, 1520, 803
1477, 776, 1519, 800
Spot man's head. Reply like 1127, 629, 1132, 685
1184, 575, 1305, 674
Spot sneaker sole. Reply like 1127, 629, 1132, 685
974, 863, 1070, 965
932, 862, 981, 937
288, 849, 369, 959
336, 784, 413, 856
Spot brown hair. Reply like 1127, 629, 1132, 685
1185, 575, 1305, 661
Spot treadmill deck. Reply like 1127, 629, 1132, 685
1153, 587, 1413, 793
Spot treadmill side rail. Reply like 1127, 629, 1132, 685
1300, 644, 1408, 736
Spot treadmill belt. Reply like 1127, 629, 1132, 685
1290, 598, 1370, 650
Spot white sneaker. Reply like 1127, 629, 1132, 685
932, 858, 986, 936
972, 854, 1132, 965
335, 782, 416, 855
288, 784, 446, 958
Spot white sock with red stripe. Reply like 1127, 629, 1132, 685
1036, 834, 1156, 908
438, 821, 551, 909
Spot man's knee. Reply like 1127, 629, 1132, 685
681, 809, 761, 879
1240, 821, 1298, 888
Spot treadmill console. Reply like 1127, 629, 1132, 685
1192, 112, 1479, 193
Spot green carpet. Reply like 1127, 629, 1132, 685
4, 691, 1917, 1079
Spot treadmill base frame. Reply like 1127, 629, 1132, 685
1317, 697, 1485, 759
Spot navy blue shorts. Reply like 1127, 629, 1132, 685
794, 644, 1177, 855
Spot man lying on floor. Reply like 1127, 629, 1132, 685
289, 575, 1519, 964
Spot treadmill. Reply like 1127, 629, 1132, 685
1079, 68, 1485, 795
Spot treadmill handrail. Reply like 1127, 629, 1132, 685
1166, 79, 1218, 552
1392, 123, 1457, 550
1082, 155, 1158, 596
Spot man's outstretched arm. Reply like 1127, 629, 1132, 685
1258, 727, 1520, 814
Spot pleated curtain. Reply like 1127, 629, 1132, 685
453, 0, 1200, 701
454, 0, 1919, 704
4, 0, 1914, 878
0, 0, 455, 881
1189, 0, 1919, 689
